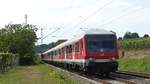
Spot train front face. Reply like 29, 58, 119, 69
84, 34, 119, 74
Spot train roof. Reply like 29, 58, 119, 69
83, 29, 115, 35
43, 29, 115, 54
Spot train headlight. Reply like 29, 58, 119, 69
89, 58, 92, 60
100, 49, 104, 52
112, 57, 116, 60
89, 58, 94, 62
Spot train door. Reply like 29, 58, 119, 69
72, 44, 75, 61
75, 42, 80, 59
69, 45, 72, 59
64, 46, 67, 61
79, 39, 85, 59
51, 51, 53, 62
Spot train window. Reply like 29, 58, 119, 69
66, 46, 69, 54
61, 48, 63, 55
50, 52, 51, 56
62, 48, 64, 55
63, 47, 67, 54
57, 50, 59, 56
86, 35, 116, 53
59, 49, 61, 55
67, 46, 69, 53
54, 51, 56, 56
68, 46, 70, 53
102, 41, 115, 48
55, 51, 57, 56
68, 45, 72, 53
52, 51, 54, 56
72, 44, 75, 52
64, 48, 66, 55
51, 52, 53, 56
55, 50, 57, 55
48, 53, 50, 56
75, 42, 79, 52
64, 48, 65, 55
65, 47, 67, 54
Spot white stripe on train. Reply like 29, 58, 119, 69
44, 59, 116, 63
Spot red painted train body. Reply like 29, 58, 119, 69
42, 29, 119, 75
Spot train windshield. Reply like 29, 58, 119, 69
86, 35, 116, 53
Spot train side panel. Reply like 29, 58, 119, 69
42, 29, 119, 75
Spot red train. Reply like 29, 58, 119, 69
42, 29, 119, 75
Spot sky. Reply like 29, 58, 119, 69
0, 0, 150, 44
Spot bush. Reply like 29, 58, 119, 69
0, 53, 18, 73
19, 55, 42, 65
32, 55, 43, 65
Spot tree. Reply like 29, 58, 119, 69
0, 24, 38, 65
34, 39, 67, 53
55, 40, 67, 46
143, 34, 149, 38
118, 37, 123, 40
123, 32, 140, 39
0, 29, 9, 52
131, 32, 140, 38
123, 32, 132, 39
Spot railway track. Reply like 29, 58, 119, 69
46, 63, 150, 84
108, 76, 137, 84
110, 71, 150, 84
74, 71, 142, 84
69, 69, 150, 84
74, 72, 128, 84
116, 71, 150, 79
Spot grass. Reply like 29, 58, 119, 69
119, 58, 150, 73
0, 64, 78, 84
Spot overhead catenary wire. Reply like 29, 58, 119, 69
43, 0, 105, 41
39, 1, 150, 44
95, 5, 150, 37
72, 0, 115, 28
61, 0, 115, 38
71, 3, 150, 38
98, 5, 150, 27
38, 0, 74, 43
62, 0, 102, 28
63, 0, 74, 23
67, 0, 115, 37
38, 28, 61, 41
74, 2, 150, 35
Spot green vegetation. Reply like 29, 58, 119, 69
119, 37, 150, 49
119, 59, 150, 73
0, 24, 39, 66
0, 53, 18, 73
34, 40, 67, 53
123, 32, 139, 39
0, 64, 78, 84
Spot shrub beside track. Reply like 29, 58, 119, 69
0, 53, 18, 73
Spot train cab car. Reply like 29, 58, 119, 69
83, 30, 118, 75
42, 29, 119, 75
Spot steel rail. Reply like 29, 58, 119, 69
116, 71, 150, 79
109, 75, 137, 84
46, 63, 148, 84
47, 63, 112, 84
